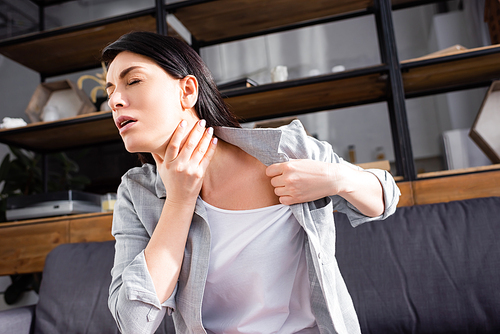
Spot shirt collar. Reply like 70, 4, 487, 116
154, 123, 291, 198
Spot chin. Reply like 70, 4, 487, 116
122, 139, 149, 154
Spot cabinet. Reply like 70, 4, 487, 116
0, 212, 113, 275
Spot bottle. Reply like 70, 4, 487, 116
348, 145, 356, 163
375, 146, 385, 160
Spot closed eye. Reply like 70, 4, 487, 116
128, 79, 141, 86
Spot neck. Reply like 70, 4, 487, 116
201, 139, 246, 197
200, 139, 281, 210
151, 115, 199, 160
203, 139, 239, 183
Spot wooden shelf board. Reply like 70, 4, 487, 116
417, 163, 500, 179
0, 10, 182, 77
171, 0, 439, 44
0, 111, 118, 152
412, 169, 500, 206
225, 68, 388, 121
402, 45, 500, 96
1, 211, 113, 228
0, 67, 388, 151
172, 0, 371, 43
394, 168, 500, 207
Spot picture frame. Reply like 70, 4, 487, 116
469, 80, 500, 163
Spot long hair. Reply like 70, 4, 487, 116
102, 31, 240, 163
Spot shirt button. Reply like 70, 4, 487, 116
318, 253, 321, 259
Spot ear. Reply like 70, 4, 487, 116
180, 75, 199, 110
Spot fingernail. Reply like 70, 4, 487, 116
180, 120, 187, 127
199, 119, 206, 127
212, 137, 218, 145
208, 127, 214, 135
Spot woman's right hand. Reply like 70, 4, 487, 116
152, 119, 217, 207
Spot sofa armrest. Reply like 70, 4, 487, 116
0, 304, 35, 334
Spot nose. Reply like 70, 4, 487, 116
108, 90, 127, 111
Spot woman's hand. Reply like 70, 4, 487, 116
266, 159, 385, 217
266, 159, 339, 206
152, 119, 217, 207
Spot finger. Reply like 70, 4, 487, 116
199, 137, 218, 171
266, 163, 284, 178
274, 187, 290, 196
279, 195, 297, 206
191, 127, 214, 164
177, 119, 206, 161
269, 175, 286, 188
165, 120, 187, 161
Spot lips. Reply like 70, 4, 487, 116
115, 115, 137, 132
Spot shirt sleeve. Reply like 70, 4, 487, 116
341, 166, 401, 227
108, 175, 176, 334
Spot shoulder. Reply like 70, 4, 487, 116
119, 163, 159, 196
279, 120, 339, 163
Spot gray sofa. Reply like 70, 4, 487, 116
1, 196, 499, 333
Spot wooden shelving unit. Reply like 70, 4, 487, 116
1, 0, 500, 275
1, 0, 496, 180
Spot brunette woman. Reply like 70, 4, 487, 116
103, 31, 400, 334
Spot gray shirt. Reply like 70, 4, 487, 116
109, 120, 401, 334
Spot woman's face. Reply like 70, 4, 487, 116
106, 51, 198, 154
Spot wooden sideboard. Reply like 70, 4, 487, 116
0, 212, 113, 276
1, 168, 499, 276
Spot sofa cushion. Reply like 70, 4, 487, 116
34, 241, 174, 334
34, 241, 119, 334
0, 304, 35, 334
335, 196, 500, 334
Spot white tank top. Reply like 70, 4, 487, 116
201, 199, 319, 334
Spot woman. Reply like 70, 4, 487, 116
104, 31, 400, 334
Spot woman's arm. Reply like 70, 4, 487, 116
266, 159, 385, 217
109, 120, 216, 334
146, 119, 217, 303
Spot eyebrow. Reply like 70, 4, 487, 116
105, 66, 142, 90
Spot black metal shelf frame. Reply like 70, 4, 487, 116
374, 0, 416, 180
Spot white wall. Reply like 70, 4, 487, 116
0, 55, 39, 159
